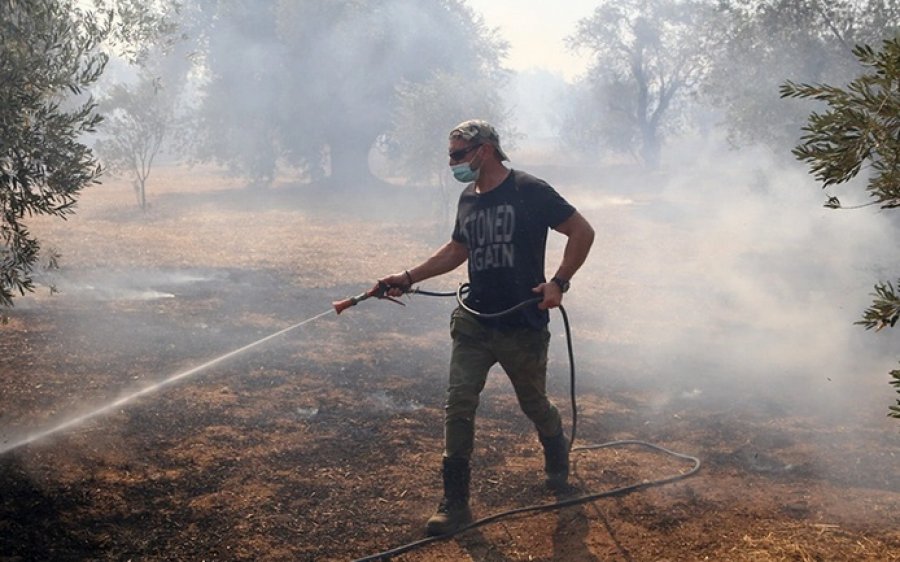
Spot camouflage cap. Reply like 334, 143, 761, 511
449, 119, 509, 161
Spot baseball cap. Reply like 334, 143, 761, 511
449, 119, 509, 161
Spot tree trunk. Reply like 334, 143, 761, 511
640, 125, 661, 169
133, 179, 147, 210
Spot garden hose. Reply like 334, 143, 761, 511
349, 284, 701, 562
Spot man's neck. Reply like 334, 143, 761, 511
475, 165, 511, 194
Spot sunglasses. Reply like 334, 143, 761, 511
449, 144, 482, 162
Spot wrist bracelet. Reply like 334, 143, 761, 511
404, 270, 414, 286
551, 276, 570, 293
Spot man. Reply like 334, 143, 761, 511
377, 119, 594, 536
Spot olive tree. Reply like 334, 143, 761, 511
180, 0, 511, 190
1, 0, 180, 307
564, 0, 719, 168
707, 0, 900, 151
94, 72, 173, 209
781, 38, 900, 418
0, 0, 107, 307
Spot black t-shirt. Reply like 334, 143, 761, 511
451, 169, 576, 329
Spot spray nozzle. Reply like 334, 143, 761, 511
332, 281, 407, 315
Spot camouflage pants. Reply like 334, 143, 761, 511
443, 307, 563, 460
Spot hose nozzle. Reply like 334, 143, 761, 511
333, 282, 406, 315
332, 294, 364, 315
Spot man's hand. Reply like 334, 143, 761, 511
375, 271, 413, 298
532, 281, 563, 310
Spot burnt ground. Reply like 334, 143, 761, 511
1, 168, 899, 561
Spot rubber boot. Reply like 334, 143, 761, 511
539, 430, 569, 490
425, 457, 472, 536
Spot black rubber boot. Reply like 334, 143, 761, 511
539, 430, 569, 490
425, 457, 473, 536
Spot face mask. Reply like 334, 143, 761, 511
450, 145, 482, 183
451, 162, 480, 183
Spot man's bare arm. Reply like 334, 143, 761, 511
378, 240, 468, 295
533, 211, 595, 310
408, 240, 468, 283
552, 211, 595, 281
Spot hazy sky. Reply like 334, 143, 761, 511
466, 0, 598, 81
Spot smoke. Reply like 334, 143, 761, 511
551, 136, 900, 421
22, 268, 220, 304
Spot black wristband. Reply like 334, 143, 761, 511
404, 270, 414, 286
550, 276, 570, 293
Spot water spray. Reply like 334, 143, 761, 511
1, 281, 410, 455
0, 308, 336, 455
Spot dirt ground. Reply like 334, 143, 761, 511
1, 167, 898, 561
